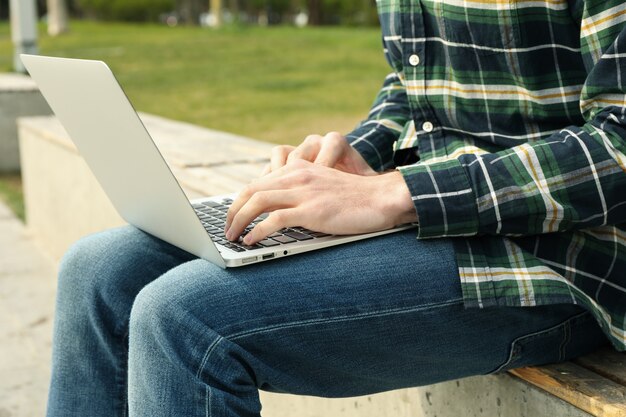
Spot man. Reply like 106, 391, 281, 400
47, 1, 625, 416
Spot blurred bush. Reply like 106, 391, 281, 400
68, 0, 378, 25
317, 0, 378, 25
246, 0, 378, 26
77, 0, 174, 22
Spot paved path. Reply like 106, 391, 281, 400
0, 201, 56, 417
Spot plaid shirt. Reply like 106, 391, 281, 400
346, 0, 626, 350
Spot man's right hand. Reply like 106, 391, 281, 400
261, 131, 377, 176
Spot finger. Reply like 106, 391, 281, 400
243, 209, 298, 245
314, 132, 347, 167
226, 191, 298, 241
260, 164, 271, 177
227, 173, 280, 230
226, 162, 310, 231
286, 135, 322, 164
270, 145, 295, 172
226, 184, 256, 233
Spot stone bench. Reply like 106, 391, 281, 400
0, 73, 51, 172
17, 113, 273, 259
17, 114, 626, 417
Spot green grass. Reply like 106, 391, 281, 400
0, 21, 388, 145
0, 174, 25, 221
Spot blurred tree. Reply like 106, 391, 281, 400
229, 0, 238, 22
307, 0, 320, 25
242, 0, 289, 24
210, 0, 221, 26
177, 0, 203, 24
47, 0, 69, 35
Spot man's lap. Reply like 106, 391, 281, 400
60, 225, 607, 396
60, 224, 463, 323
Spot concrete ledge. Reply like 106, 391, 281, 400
260, 373, 593, 417
18, 113, 272, 259
0, 73, 51, 172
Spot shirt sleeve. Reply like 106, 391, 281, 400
345, 72, 412, 172
399, 2, 626, 239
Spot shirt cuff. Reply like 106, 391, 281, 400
345, 125, 396, 172
398, 159, 480, 238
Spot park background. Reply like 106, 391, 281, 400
0, 0, 388, 220
1, 2, 621, 417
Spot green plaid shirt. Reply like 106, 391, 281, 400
347, 0, 626, 350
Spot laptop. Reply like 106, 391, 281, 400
21, 54, 415, 268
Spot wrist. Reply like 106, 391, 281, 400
381, 171, 419, 225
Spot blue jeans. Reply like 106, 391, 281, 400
47, 226, 607, 416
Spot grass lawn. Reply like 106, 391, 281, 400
0, 21, 388, 145
0, 174, 24, 221
0, 20, 389, 220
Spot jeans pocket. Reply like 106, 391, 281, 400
488, 310, 605, 375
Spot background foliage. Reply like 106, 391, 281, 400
76, 0, 175, 22
34, 0, 379, 25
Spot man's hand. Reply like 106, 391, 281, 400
225, 160, 417, 245
261, 132, 377, 176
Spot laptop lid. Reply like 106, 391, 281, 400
21, 54, 226, 268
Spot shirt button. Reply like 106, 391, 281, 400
422, 121, 434, 132
409, 54, 420, 66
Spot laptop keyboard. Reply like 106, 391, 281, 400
192, 198, 330, 252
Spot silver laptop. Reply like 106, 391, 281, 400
21, 54, 415, 268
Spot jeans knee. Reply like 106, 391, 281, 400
129, 280, 189, 352
57, 226, 152, 330
128, 262, 229, 349
59, 232, 110, 304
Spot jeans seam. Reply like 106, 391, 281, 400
196, 336, 225, 380
490, 310, 589, 374
194, 298, 463, 416
117, 328, 130, 417
226, 298, 465, 341
205, 385, 211, 417
196, 336, 225, 417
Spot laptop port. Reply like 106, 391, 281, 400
242, 256, 258, 264
262, 253, 275, 260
